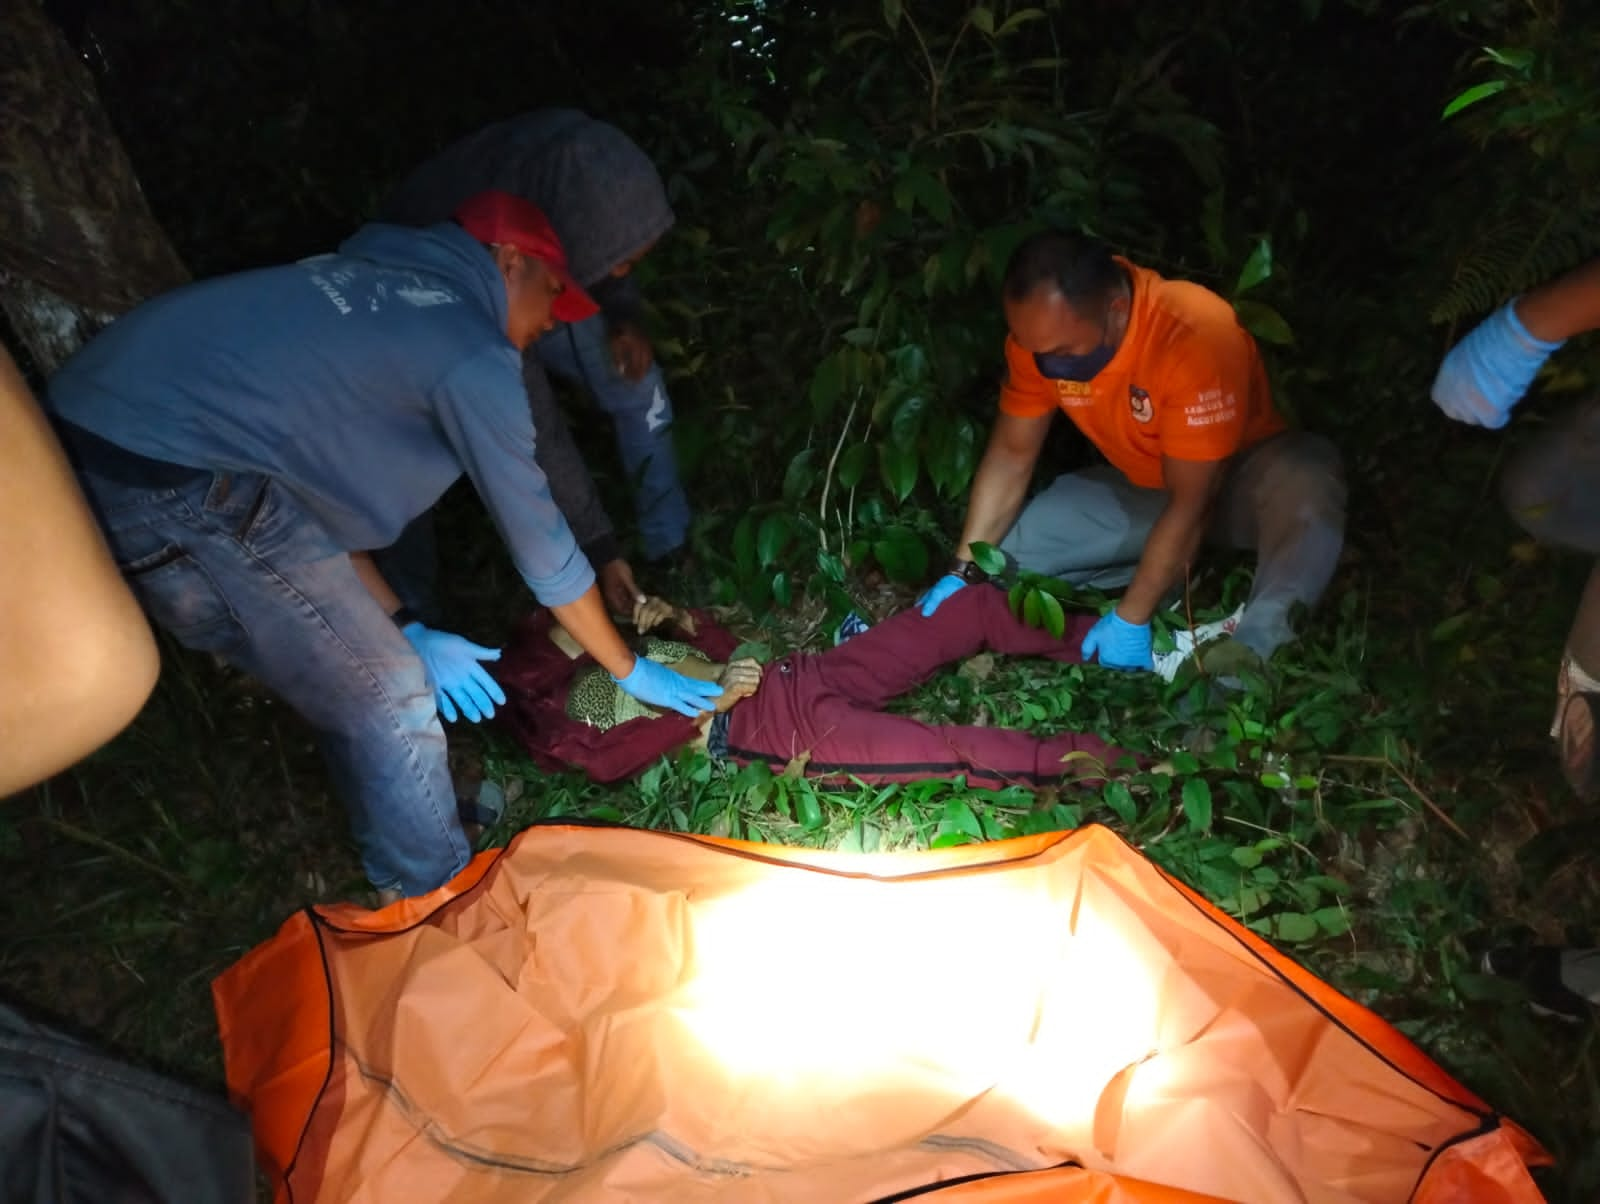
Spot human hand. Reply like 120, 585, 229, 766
917, 573, 966, 618
598, 558, 645, 617
713, 657, 764, 710
632, 594, 697, 636
1431, 300, 1565, 429
400, 622, 507, 722
612, 656, 724, 718
609, 323, 654, 382
1080, 610, 1153, 672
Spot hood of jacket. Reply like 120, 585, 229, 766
337, 220, 508, 333
380, 109, 675, 290
522, 111, 675, 288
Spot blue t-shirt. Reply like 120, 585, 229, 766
47, 222, 593, 607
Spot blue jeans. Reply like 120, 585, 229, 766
70, 445, 469, 896
537, 313, 691, 558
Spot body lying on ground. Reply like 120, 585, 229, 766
501, 583, 1137, 789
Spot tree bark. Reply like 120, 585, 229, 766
0, 0, 188, 373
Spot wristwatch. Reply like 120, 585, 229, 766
945, 557, 989, 585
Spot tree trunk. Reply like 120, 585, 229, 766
0, 0, 189, 374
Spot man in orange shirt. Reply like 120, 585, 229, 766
920, 229, 1346, 672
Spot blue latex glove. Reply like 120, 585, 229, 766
1081, 610, 1153, 672
918, 573, 966, 618
1431, 300, 1565, 429
613, 656, 724, 719
401, 621, 506, 724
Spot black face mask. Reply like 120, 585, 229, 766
1034, 343, 1115, 382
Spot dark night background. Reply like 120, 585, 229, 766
5, 0, 1600, 1197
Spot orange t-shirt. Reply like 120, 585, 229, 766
998, 260, 1285, 489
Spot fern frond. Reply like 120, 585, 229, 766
1431, 203, 1600, 325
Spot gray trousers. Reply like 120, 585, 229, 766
998, 431, 1347, 658
1501, 398, 1600, 676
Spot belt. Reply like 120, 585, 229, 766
50, 418, 209, 489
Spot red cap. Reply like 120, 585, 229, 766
452, 190, 600, 324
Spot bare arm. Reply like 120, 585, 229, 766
350, 551, 404, 615
1515, 257, 1600, 343
550, 586, 637, 679
1116, 457, 1227, 624
954, 411, 1053, 559
0, 347, 159, 796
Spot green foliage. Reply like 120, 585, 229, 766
1426, 12, 1600, 326
644, 0, 1241, 620
14, 2, 1600, 1198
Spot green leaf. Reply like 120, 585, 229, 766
1007, 580, 1027, 619
994, 7, 1045, 37
940, 798, 985, 839
816, 548, 847, 583
969, 5, 995, 35
1200, 189, 1228, 269
796, 787, 825, 831
927, 417, 979, 497
1441, 79, 1509, 120
891, 342, 929, 384
1102, 781, 1137, 825
757, 513, 793, 568
733, 513, 757, 576
729, 640, 772, 664
873, 526, 928, 583
809, 352, 846, 420
837, 442, 872, 489
1182, 778, 1214, 833
1230, 844, 1262, 869
880, 443, 919, 502
1273, 912, 1319, 943
1480, 46, 1534, 72
882, 0, 902, 30
890, 393, 929, 448
1234, 238, 1273, 295
783, 448, 817, 503
1037, 590, 1066, 639
1234, 299, 1294, 345
970, 540, 1007, 577
1313, 906, 1350, 937
1023, 588, 1044, 631
772, 570, 793, 607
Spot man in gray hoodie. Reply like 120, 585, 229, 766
44, 191, 719, 902
381, 109, 690, 616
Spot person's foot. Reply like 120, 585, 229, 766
1482, 945, 1598, 1023
457, 780, 506, 847
1153, 606, 1244, 683
834, 610, 872, 645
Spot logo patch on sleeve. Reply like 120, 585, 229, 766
1128, 386, 1154, 424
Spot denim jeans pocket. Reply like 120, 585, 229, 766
120, 542, 245, 654
224, 475, 342, 568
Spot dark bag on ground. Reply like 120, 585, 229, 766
0, 1003, 253, 1204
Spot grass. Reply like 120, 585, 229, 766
3, 411, 1599, 1201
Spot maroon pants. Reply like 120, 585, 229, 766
724, 584, 1130, 787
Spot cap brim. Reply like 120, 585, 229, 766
549, 264, 600, 324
